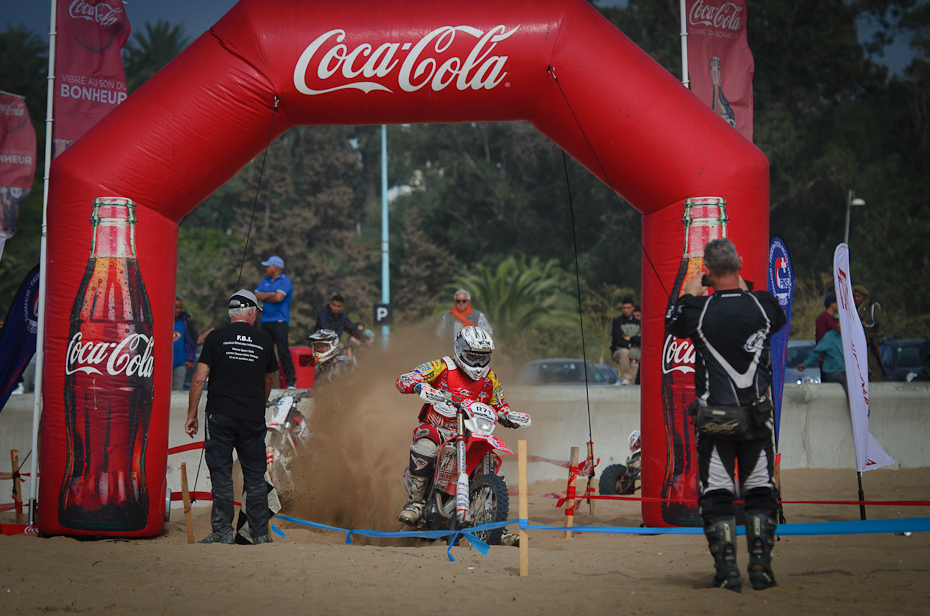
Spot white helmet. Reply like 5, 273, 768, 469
453, 326, 494, 380
308, 329, 339, 367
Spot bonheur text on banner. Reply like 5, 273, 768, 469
0, 92, 37, 262
685, 0, 753, 141
833, 244, 895, 472
53, 0, 131, 158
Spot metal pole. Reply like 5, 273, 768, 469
680, 0, 690, 89
857, 472, 866, 521
29, 0, 58, 525
380, 124, 390, 350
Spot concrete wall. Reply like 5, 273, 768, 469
2, 383, 928, 496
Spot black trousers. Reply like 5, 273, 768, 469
204, 413, 270, 538
261, 321, 296, 383
697, 428, 778, 525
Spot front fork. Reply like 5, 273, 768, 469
455, 411, 469, 525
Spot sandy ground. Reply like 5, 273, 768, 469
2, 334, 929, 614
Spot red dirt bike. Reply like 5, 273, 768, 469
403, 388, 530, 545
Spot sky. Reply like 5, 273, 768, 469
5, 0, 917, 75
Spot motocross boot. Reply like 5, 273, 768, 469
745, 511, 778, 590
399, 475, 429, 525
704, 517, 741, 592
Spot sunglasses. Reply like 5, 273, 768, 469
456, 299, 470, 303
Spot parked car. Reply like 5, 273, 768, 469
516, 358, 614, 386
879, 339, 925, 382
595, 363, 620, 385
783, 339, 820, 385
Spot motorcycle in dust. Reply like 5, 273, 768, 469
404, 386, 531, 545
307, 329, 354, 386
266, 392, 312, 497
598, 430, 641, 496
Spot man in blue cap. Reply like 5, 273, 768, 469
254, 255, 296, 389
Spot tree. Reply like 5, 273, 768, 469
123, 20, 190, 93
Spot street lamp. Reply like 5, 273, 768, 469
844, 189, 866, 245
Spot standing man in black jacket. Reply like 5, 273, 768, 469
611, 297, 641, 385
665, 239, 786, 592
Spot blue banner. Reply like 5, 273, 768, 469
0, 265, 40, 413
768, 238, 794, 447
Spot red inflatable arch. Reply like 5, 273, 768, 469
40, 0, 768, 535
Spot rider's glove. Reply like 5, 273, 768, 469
418, 384, 444, 404
414, 383, 423, 394
499, 418, 519, 429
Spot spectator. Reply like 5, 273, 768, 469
435, 288, 493, 354
633, 305, 642, 321
797, 320, 847, 395
185, 290, 278, 545
172, 297, 197, 391
314, 294, 369, 350
610, 297, 641, 385
852, 285, 887, 381
254, 255, 296, 389
814, 293, 837, 344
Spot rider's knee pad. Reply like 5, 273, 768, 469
700, 489, 735, 526
743, 487, 778, 517
408, 448, 436, 478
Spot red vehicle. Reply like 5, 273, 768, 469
403, 389, 530, 545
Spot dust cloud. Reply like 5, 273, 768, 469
279, 323, 443, 536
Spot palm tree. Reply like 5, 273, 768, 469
123, 21, 190, 93
456, 256, 576, 355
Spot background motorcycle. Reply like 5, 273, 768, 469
598, 429, 641, 496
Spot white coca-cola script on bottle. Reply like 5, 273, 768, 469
65, 331, 155, 378
662, 335, 696, 375
294, 25, 519, 96
688, 0, 743, 31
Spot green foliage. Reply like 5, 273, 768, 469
123, 20, 191, 93
455, 256, 577, 360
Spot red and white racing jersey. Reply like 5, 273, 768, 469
396, 356, 510, 430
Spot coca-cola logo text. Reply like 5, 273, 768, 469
68, 0, 123, 28
662, 335, 696, 375
689, 0, 743, 31
294, 25, 519, 96
65, 332, 154, 378
0, 102, 25, 117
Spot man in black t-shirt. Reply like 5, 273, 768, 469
665, 239, 786, 593
185, 289, 279, 545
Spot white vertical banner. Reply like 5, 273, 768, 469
833, 244, 895, 472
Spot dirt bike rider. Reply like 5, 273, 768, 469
394, 325, 523, 526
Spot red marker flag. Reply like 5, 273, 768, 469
53, 0, 131, 158
0, 92, 37, 258
685, 0, 754, 141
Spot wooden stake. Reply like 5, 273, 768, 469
586, 441, 597, 517
564, 447, 579, 539
180, 462, 195, 544
518, 439, 529, 577
10, 450, 23, 524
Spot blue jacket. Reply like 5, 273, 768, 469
802, 330, 846, 375
314, 306, 361, 339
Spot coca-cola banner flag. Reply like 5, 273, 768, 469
686, 0, 753, 141
0, 92, 37, 260
0, 265, 40, 414
767, 237, 794, 447
833, 244, 895, 472
53, 0, 131, 158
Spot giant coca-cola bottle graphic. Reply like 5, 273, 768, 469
710, 56, 736, 128
60, 197, 154, 531
660, 197, 728, 526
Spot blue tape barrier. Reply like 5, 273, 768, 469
272, 514, 512, 561
518, 517, 930, 536
271, 523, 286, 538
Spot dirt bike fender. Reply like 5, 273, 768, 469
468, 433, 513, 456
